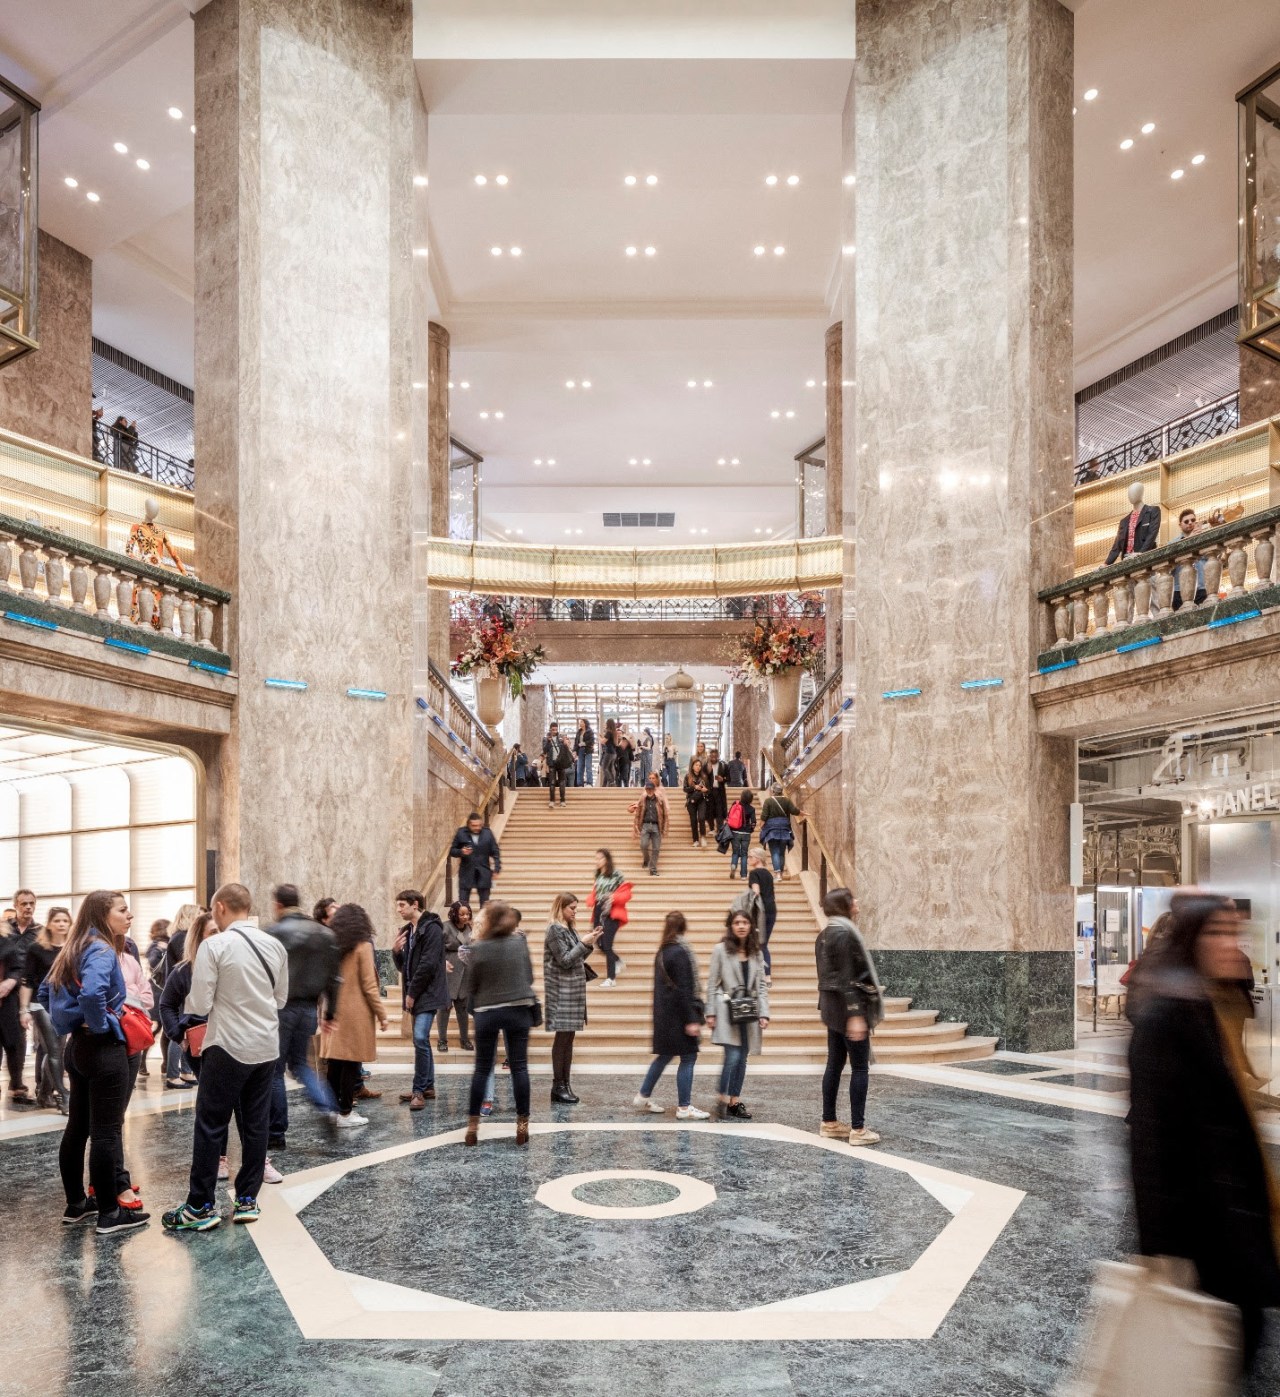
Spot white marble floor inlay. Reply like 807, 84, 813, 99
252, 1120, 1025, 1342
536, 1168, 717, 1220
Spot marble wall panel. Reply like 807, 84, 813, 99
1239, 343, 1280, 426
0, 231, 92, 456
849, 0, 1075, 974
194, 0, 416, 928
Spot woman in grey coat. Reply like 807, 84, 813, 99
438, 901, 475, 1052
543, 891, 602, 1105
706, 908, 770, 1120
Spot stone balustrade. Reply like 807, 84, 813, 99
0, 510, 231, 668
780, 670, 849, 772
1038, 503, 1280, 671
423, 661, 496, 774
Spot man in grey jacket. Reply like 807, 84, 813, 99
265, 883, 341, 1148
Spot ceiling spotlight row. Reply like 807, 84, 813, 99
474, 173, 509, 186
478, 410, 504, 419
624, 174, 659, 186
1171, 154, 1207, 180
753, 245, 786, 256
753, 527, 776, 535
628, 457, 653, 466
716, 457, 741, 466
63, 176, 100, 202
764, 174, 801, 186
446, 380, 471, 390
532, 458, 557, 466
490, 246, 522, 256
564, 528, 585, 535
565, 379, 592, 389
687, 379, 713, 389
624, 245, 658, 257
770, 409, 797, 419
1118, 122, 1160, 151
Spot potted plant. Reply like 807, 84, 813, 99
451, 597, 546, 726
730, 605, 825, 727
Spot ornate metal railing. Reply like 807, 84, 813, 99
449, 592, 825, 623
1039, 503, 1280, 667
0, 509, 230, 665
780, 670, 847, 769
1074, 393, 1240, 487
423, 660, 495, 766
92, 419, 194, 491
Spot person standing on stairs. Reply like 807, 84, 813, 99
574, 718, 595, 788
543, 723, 574, 806
707, 749, 729, 829
616, 727, 635, 789
662, 736, 679, 788
599, 719, 618, 787
631, 911, 709, 1119
393, 890, 447, 1111
706, 909, 769, 1120
746, 849, 776, 985
587, 850, 632, 988
760, 783, 804, 878
726, 751, 749, 787
726, 789, 756, 880
439, 902, 475, 1053
630, 773, 669, 876
450, 811, 502, 909
638, 728, 656, 786
815, 887, 884, 1147
683, 759, 712, 848
543, 892, 602, 1104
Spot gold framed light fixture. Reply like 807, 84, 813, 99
0, 74, 38, 367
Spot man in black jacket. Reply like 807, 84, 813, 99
543, 723, 574, 807
707, 749, 730, 826
0, 888, 40, 1104
392, 890, 448, 1111
264, 884, 342, 1147
450, 812, 502, 908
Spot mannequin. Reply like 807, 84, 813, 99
126, 498, 186, 629
1104, 479, 1161, 565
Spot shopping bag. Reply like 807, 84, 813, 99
1057, 1257, 1240, 1397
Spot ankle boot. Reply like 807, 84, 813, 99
561, 1081, 580, 1104
516, 1116, 530, 1146
550, 1081, 575, 1104
464, 1114, 480, 1146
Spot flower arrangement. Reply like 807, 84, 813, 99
730, 607, 825, 686
451, 597, 546, 699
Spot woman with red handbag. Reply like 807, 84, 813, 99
37, 890, 151, 1236
587, 849, 632, 988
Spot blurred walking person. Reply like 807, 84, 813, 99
815, 887, 883, 1146
631, 911, 708, 1119
450, 811, 502, 909
319, 904, 389, 1129
464, 902, 536, 1147
760, 783, 804, 878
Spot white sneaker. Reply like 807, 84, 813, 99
217, 1156, 229, 1180
847, 1127, 881, 1146
675, 1105, 710, 1121
262, 1158, 284, 1184
615, 957, 627, 975
333, 1111, 368, 1129
631, 1094, 664, 1113
600, 978, 616, 988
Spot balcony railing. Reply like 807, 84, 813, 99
1038, 503, 1280, 670
92, 419, 194, 492
779, 669, 849, 772
449, 592, 825, 623
0, 509, 230, 668
1074, 393, 1240, 488
423, 660, 496, 772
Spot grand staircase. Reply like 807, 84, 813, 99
469, 787, 995, 1067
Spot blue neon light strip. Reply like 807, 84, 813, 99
1116, 636, 1162, 654
347, 687, 387, 701
265, 677, 308, 691
960, 677, 1003, 690
882, 687, 922, 700
1207, 609, 1262, 629
105, 636, 151, 656
1038, 658, 1077, 674
415, 697, 429, 711
4, 610, 57, 632
189, 659, 231, 675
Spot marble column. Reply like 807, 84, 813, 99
194, 0, 419, 927
849, 0, 1076, 1051
731, 681, 771, 782
518, 684, 549, 759
1239, 343, 1280, 426
824, 321, 844, 677
427, 320, 452, 666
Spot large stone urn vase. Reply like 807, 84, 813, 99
768, 667, 803, 728
475, 674, 507, 727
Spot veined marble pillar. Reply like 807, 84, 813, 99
1239, 343, 1280, 426
850, 0, 1076, 1051
824, 320, 844, 677
518, 685, 549, 768
427, 321, 452, 666
731, 681, 770, 784
195, 0, 418, 924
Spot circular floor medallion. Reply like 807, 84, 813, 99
535, 1168, 717, 1220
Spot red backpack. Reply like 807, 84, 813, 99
727, 800, 745, 831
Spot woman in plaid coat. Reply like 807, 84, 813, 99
543, 891, 602, 1105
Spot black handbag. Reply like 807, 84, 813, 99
725, 958, 760, 1025
529, 998, 544, 1028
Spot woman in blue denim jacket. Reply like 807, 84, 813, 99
39, 889, 150, 1236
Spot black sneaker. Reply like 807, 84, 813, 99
728, 1102, 754, 1121
61, 1197, 98, 1226
96, 1209, 151, 1236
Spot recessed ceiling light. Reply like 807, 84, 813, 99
504, 528, 511, 535
515, 528, 523, 535
547, 458, 555, 465
460, 381, 470, 389
771, 410, 780, 419
1120, 138, 1133, 150
495, 174, 508, 186
806, 379, 816, 387
168, 106, 183, 120
565, 529, 572, 535
448, 381, 454, 389
534, 458, 543, 465
764, 527, 773, 535
753, 245, 765, 256
687, 379, 697, 388
475, 174, 487, 185
765, 174, 778, 186
842, 243, 856, 255
494, 411, 504, 419
773, 245, 785, 256
491, 246, 503, 256
786, 174, 800, 186
413, 174, 428, 187
575, 528, 583, 535
700, 528, 708, 535
480, 411, 490, 418
644, 246, 656, 256
702, 380, 712, 388
566, 379, 576, 388
113, 142, 128, 154
582, 380, 591, 388
717, 457, 726, 465
1141, 122, 1155, 135
785, 410, 795, 418
85, 191, 100, 202
629, 458, 638, 465
754, 527, 762, 534
624, 175, 637, 186
625, 246, 637, 257
642, 458, 651, 465
730, 458, 739, 465
1083, 88, 1098, 101
189, 124, 196, 135
64, 176, 78, 188
413, 247, 429, 257
136, 158, 150, 170
509, 246, 522, 256
842, 174, 855, 186
412, 381, 425, 389
645, 174, 658, 186
1192, 153, 1205, 165
1171, 168, 1184, 180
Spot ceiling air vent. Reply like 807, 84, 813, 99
602, 512, 676, 529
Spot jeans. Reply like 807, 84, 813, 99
469, 1005, 531, 1117
639, 751, 653, 785
822, 1029, 870, 1128
596, 911, 621, 980
639, 1049, 697, 1108
188, 1045, 274, 1207
768, 841, 787, 874
411, 1009, 436, 1094
270, 1000, 336, 1137
687, 803, 708, 842
326, 1058, 362, 1115
60, 1032, 129, 1209
576, 751, 594, 786
483, 1064, 498, 1104
720, 1042, 749, 1098
762, 908, 776, 975
729, 831, 751, 876
640, 824, 662, 874
165, 1036, 189, 1080
547, 767, 567, 803
459, 871, 492, 908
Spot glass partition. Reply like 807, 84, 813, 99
1239, 63, 1280, 360
0, 76, 38, 366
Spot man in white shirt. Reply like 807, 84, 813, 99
162, 882, 288, 1232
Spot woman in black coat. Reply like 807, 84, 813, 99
1127, 892, 1280, 1376
630, 912, 708, 1119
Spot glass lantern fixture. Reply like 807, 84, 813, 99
1239, 61, 1280, 362
0, 74, 37, 367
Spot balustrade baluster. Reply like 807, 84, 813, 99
69, 556, 90, 611
1226, 537, 1249, 596
1199, 547, 1223, 606
1174, 559, 1197, 611
138, 585, 156, 629
1151, 564, 1174, 615
1071, 593, 1089, 640
93, 563, 115, 617
1109, 578, 1133, 630
160, 585, 178, 635
44, 548, 67, 606
17, 540, 39, 598
1253, 527, 1276, 589
1051, 597, 1070, 646
116, 573, 137, 626
196, 599, 215, 649
179, 596, 196, 644
1132, 569, 1152, 623
1089, 586, 1110, 636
